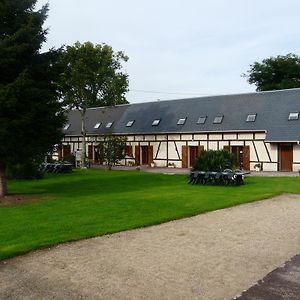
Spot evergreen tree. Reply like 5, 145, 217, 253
0, 0, 65, 196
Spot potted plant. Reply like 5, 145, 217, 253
254, 163, 261, 172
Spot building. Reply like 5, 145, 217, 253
61, 88, 300, 172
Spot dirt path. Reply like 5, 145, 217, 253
1, 194, 300, 300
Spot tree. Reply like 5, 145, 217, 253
0, 0, 66, 197
97, 134, 127, 170
244, 53, 300, 91
57, 42, 129, 167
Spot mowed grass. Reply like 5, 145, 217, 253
1, 169, 300, 260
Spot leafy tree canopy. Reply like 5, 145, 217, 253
244, 53, 300, 91
57, 41, 129, 167
0, 0, 65, 195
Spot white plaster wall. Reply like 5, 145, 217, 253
156, 135, 167, 141
246, 141, 258, 162
175, 141, 185, 159
265, 143, 277, 162
127, 136, 134, 141
194, 134, 208, 140
209, 134, 222, 140
223, 133, 237, 140
219, 141, 229, 150
181, 134, 193, 140
156, 142, 167, 159
145, 135, 156, 141
208, 141, 218, 150
168, 142, 180, 159
168, 134, 180, 140
263, 163, 278, 171
293, 144, 300, 163
230, 141, 244, 146
135, 135, 144, 141
139, 142, 148, 146
153, 159, 167, 167
293, 164, 300, 172
152, 142, 160, 160
238, 133, 253, 140
187, 141, 199, 146
254, 141, 270, 162
255, 133, 266, 140
199, 141, 208, 150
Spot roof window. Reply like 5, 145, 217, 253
213, 116, 223, 124
63, 124, 70, 130
126, 120, 135, 127
177, 118, 186, 125
288, 112, 299, 120
106, 122, 113, 128
197, 116, 206, 124
152, 119, 160, 126
246, 114, 256, 122
94, 122, 101, 129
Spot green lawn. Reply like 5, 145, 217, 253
1, 169, 300, 260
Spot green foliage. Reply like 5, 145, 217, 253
6, 161, 43, 180
244, 53, 300, 91
97, 135, 127, 169
192, 150, 235, 171
57, 41, 129, 109
1, 169, 300, 260
0, 0, 65, 194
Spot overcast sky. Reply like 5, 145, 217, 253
37, 0, 300, 103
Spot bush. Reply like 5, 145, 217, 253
6, 161, 44, 179
192, 150, 235, 171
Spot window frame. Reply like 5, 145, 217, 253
177, 117, 187, 125
213, 115, 223, 124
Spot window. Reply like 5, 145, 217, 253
106, 122, 113, 128
288, 112, 299, 120
177, 117, 186, 125
246, 114, 256, 122
152, 119, 160, 126
197, 116, 206, 124
126, 120, 135, 127
63, 124, 70, 130
213, 116, 223, 124
93, 122, 101, 129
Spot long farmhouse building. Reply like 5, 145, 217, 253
61, 88, 300, 172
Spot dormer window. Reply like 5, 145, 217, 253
106, 122, 113, 128
288, 112, 299, 120
197, 116, 206, 124
126, 120, 135, 127
177, 118, 186, 125
152, 119, 160, 126
246, 114, 257, 122
213, 116, 223, 124
94, 122, 101, 129
63, 124, 70, 130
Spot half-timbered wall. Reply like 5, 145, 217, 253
61, 131, 300, 171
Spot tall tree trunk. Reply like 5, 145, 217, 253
0, 164, 7, 197
80, 109, 87, 168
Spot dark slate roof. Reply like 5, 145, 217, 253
64, 88, 300, 142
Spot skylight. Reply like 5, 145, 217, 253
152, 119, 160, 126
63, 124, 70, 130
126, 120, 135, 127
213, 116, 223, 124
106, 122, 113, 128
246, 114, 256, 122
94, 122, 101, 129
288, 112, 299, 120
197, 116, 206, 124
177, 118, 186, 125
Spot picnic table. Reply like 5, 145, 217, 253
188, 169, 250, 186
39, 162, 73, 173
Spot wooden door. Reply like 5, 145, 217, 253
63, 145, 71, 159
148, 146, 153, 165
280, 144, 293, 171
243, 146, 250, 170
141, 146, 149, 165
88, 145, 93, 160
135, 146, 140, 165
189, 146, 199, 167
182, 145, 188, 168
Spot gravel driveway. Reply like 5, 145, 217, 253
1, 194, 300, 300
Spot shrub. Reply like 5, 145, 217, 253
6, 161, 44, 179
192, 150, 235, 171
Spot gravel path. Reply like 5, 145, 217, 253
1, 194, 300, 300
